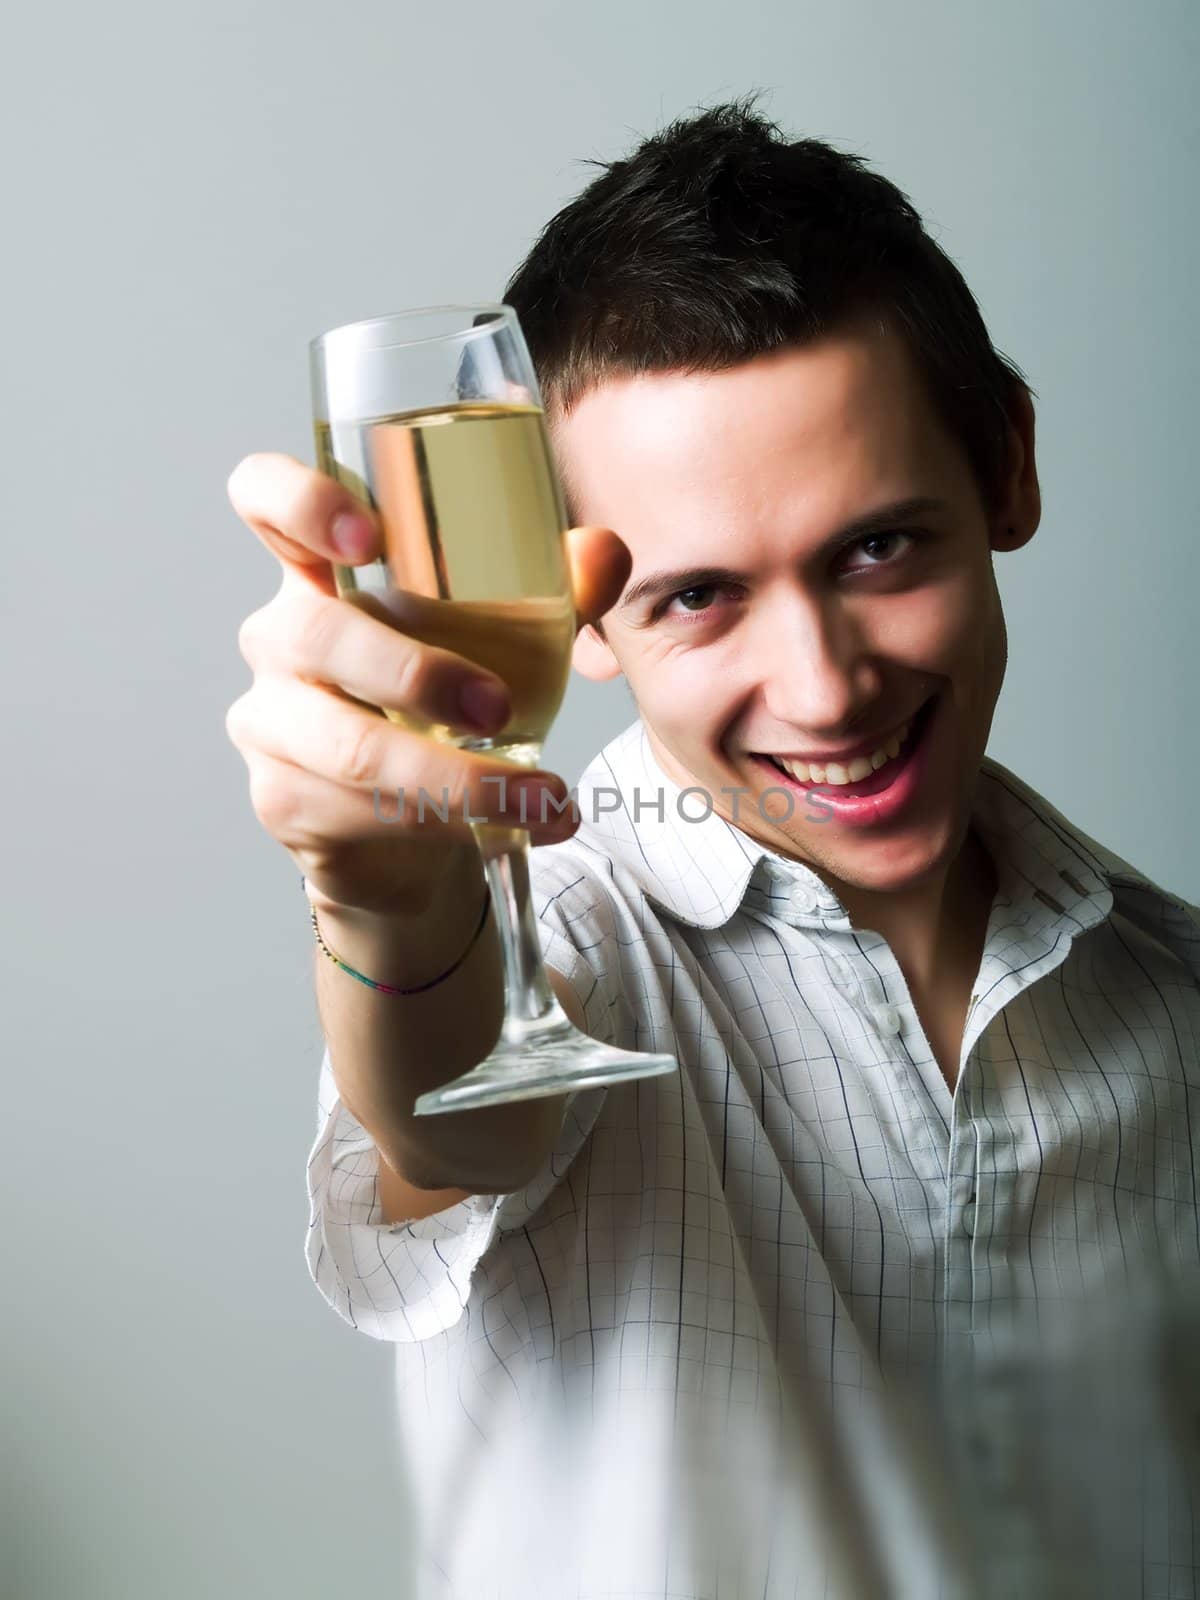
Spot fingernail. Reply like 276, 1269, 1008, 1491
331, 510, 376, 560
458, 678, 510, 732
508, 776, 575, 828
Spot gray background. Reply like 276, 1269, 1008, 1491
3, 1, 1196, 1595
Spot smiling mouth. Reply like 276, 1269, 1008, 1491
755, 693, 938, 793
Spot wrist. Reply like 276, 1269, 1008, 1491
311, 886, 490, 998
306, 849, 491, 993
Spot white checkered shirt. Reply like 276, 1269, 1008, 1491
306, 719, 1200, 1600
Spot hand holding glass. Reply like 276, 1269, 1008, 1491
309, 305, 677, 1115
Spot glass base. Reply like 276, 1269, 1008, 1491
412, 1016, 677, 1116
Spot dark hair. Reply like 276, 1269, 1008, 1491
503, 95, 1033, 523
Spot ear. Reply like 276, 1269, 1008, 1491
990, 384, 1042, 553
573, 622, 624, 682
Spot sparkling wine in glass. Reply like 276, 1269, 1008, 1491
309, 305, 677, 1115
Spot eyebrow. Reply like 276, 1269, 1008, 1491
618, 495, 952, 611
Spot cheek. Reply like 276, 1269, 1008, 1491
935, 568, 1008, 715
951, 568, 1005, 664
623, 640, 745, 750
884, 570, 992, 665
976, 581, 1008, 696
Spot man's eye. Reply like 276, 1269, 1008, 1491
673, 585, 718, 612
846, 530, 920, 570
651, 583, 741, 626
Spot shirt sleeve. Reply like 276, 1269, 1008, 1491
304, 851, 619, 1344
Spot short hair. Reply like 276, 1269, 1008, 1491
503, 94, 1033, 524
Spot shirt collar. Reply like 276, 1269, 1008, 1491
573, 717, 1122, 939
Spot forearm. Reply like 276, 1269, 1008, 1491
311, 844, 565, 1193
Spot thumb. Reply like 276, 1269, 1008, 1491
565, 526, 631, 631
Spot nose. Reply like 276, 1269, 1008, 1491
751, 586, 883, 734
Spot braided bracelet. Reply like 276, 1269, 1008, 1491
308, 885, 492, 996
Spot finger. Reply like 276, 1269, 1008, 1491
227, 451, 382, 596
240, 749, 570, 852
238, 588, 512, 736
243, 748, 394, 852
565, 526, 632, 630
226, 675, 578, 837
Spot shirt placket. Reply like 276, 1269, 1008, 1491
937, 1052, 1043, 1594
772, 890, 973, 1385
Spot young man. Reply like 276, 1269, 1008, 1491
226, 102, 1200, 1598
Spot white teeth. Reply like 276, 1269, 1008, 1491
773, 716, 914, 787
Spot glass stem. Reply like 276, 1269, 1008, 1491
472, 824, 564, 1037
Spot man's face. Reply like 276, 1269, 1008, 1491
554, 322, 1036, 903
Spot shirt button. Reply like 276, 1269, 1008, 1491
787, 886, 815, 914
875, 1005, 902, 1035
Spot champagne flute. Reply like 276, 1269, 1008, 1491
309, 305, 677, 1116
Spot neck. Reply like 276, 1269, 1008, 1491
835, 824, 998, 994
